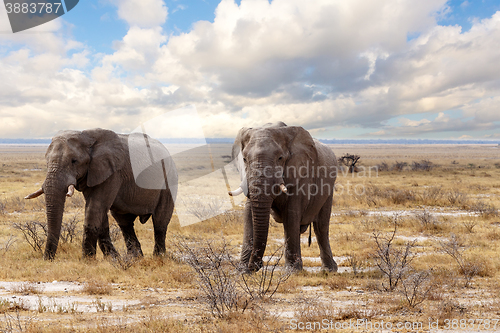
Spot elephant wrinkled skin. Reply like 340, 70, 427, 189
230, 122, 338, 272
25, 128, 177, 260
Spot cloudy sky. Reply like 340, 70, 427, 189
1, 0, 500, 140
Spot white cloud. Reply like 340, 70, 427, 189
112, 0, 168, 28
2, 0, 500, 140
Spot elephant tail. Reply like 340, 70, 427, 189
308, 224, 312, 247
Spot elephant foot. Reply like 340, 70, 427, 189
153, 245, 166, 257
321, 258, 338, 273
248, 260, 263, 273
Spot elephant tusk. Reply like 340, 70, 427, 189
66, 185, 75, 197
228, 187, 243, 196
280, 184, 287, 193
25, 188, 44, 199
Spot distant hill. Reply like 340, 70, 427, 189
1, 138, 499, 145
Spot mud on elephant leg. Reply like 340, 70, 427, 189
111, 212, 143, 257
313, 196, 337, 272
97, 213, 119, 258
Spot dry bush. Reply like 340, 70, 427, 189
420, 186, 443, 204
462, 219, 477, 233
175, 237, 247, 318
8, 196, 25, 212
294, 298, 336, 323
439, 235, 483, 287
59, 212, 81, 244
325, 275, 349, 290
399, 269, 433, 308
176, 237, 290, 318
376, 162, 389, 172
186, 197, 225, 221
109, 252, 140, 271
415, 209, 441, 231
469, 201, 498, 217
82, 280, 112, 295
0, 236, 16, 254
447, 188, 469, 207
372, 216, 416, 291
411, 160, 434, 171
346, 252, 367, 276
0, 198, 6, 214
437, 300, 467, 320
12, 282, 43, 295
392, 161, 408, 172
11, 220, 47, 253
239, 246, 292, 300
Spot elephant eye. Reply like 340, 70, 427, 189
243, 157, 247, 163
278, 156, 283, 161
71, 158, 77, 164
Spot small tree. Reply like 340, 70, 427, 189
372, 215, 415, 291
338, 154, 360, 173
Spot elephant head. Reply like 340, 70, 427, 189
230, 122, 318, 271
25, 129, 126, 260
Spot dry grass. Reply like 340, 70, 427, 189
1, 144, 500, 331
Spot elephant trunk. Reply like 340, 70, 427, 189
248, 198, 273, 271
42, 172, 68, 260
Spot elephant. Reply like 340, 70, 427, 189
25, 128, 177, 260
228, 122, 338, 272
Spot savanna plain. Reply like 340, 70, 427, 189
1, 144, 500, 332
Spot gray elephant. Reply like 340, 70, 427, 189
228, 122, 338, 272
25, 128, 177, 260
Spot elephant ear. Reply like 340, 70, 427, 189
282, 126, 318, 171
82, 129, 126, 187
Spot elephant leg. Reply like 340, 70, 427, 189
83, 203, 117, 258
111, 211, 143, 257
313, 195, 337, 272
283, 207, 303, 271
240, 201, 253, 267
151, 189, 174, 256
97, 213, 119, 258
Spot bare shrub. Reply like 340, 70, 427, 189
11, 220, 47, 253
437, 300, 467, 320
377, 162, 389, 172
186, 197, 225, 221
82, 280, 112, 295
325, 275, 349, 290
175, 237, 246, 318
0, 198, 6, 215
0, 236, 16, 254
439, 234, 482, 287
59, 212, 81, 244
389, 189, 416, 205
109, 252, 140, 271
462, 220, 477, 233
347, 252, 366, 276
176, 237, 290, 318
420, 186, 443, 204
294, 298, 336, 323
0, 309, 34, 332
239, 246, 292, 300
400, 269, 433, 308
415, 209, 439, 230
12, 282, 43, 295
469, 201, 498, 217
9, 197, 25, 212
372, 215, 415, 291
392, 161, 407, 172
411, 159, 434, 171
446, 188, 469, 207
